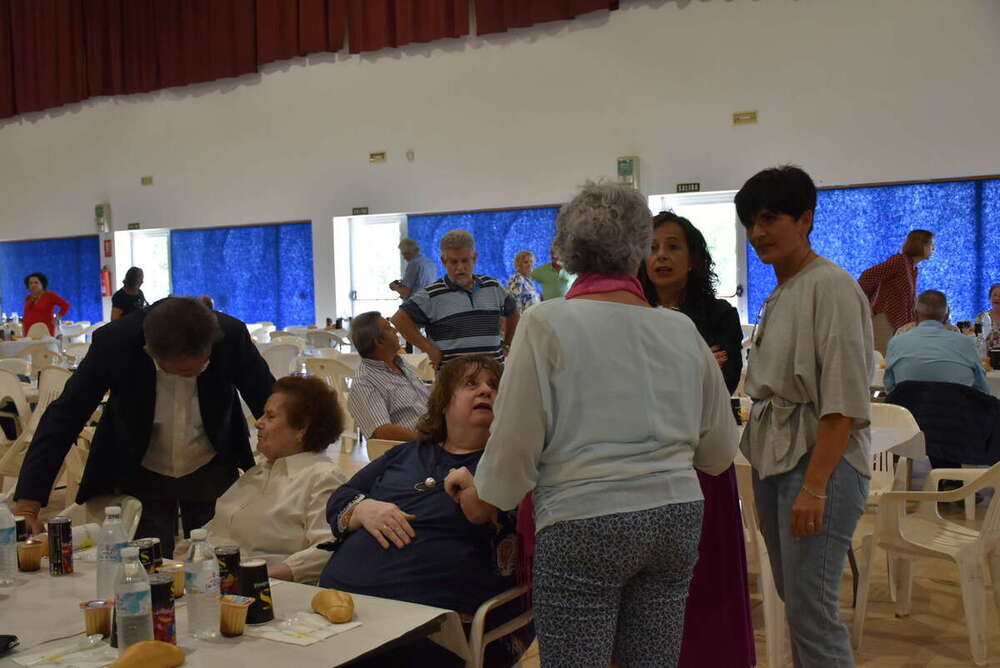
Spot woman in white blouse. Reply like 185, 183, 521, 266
174, 376, 346, 584
474, 182, 737, 666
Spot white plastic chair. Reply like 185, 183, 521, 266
0, 366, 72, 483
0, 358, 29, 377
64, 342, 91, 364
853, 462, 1000, 664
401, 353, 428, 369
366, 439, 404, 461
17, 343, 62, 376
310, 347, 341, 359
306, 330, 340, 349
80, 321, 107, 342
26, 322, 50, 339
62, 494, 143, 540
415, 357, 436, 383
250, 327, 271, 344
302, 357, 355, 395
734, 459, 792, 667
0, 369, 32, 439
467, 584, 534, 668
269, 334, 307, 353
261, 344, 300, 380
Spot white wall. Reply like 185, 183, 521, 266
1, 0, 998, 319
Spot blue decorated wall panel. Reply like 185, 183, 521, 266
0, 236, 102, 323
170, 222, 314, 329
407, 207, 560, 288
747, 178, 998, 323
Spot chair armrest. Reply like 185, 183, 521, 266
469, 584, 532, 667
922, 468, 988, 491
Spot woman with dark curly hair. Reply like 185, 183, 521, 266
173, 376, 347, 584
638, 211, 754, 667
22, 272, 70, 336
319, 355, 515, 622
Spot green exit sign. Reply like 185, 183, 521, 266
127, 222, 141, 230
352, 207, 369, 216
676, 183, 701, 193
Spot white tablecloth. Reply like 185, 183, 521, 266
1, 560, 470, 667
0, 338, 57, 358
988, 371, 1000, 399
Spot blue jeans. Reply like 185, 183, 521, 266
754, 454, 868, 668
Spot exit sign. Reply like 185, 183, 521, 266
352, 207, 369, 216
676, 183, 701, 193
127, 222, 141, 230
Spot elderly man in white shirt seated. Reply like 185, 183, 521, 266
347, 311, 431, 442
176, 376, 347, 583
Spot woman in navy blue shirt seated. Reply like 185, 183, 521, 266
319, 355, 515, 615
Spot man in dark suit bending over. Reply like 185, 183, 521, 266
13, 297, 275, 555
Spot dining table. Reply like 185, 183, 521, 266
0, 554, 471, 667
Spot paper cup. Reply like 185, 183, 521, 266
219, 595, 255, 637
157, 562, 185, 598
17, 539, 45, 572
80, 600, 113, 637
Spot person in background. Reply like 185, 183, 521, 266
884, 290, 989, 396
737, 165, 872, 667
175, 376, 346, 583
506, 250, 541, 312
392, 229, 518, 368
858, 229, 935, 354
390, 237, 439, 300
22, 272, 69, 336
348, 311, 430, 442
475, 182, 737, 666
13, 297, 275, 555
975, 283, 1000, 350
638, 210, 754, 667
110, 267, 148, 320
531, 242, 575, 300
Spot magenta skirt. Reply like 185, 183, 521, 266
678, 465, 756, 667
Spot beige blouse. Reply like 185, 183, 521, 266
194, 451, 346, 584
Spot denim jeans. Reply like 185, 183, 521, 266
754, 453, 868, 668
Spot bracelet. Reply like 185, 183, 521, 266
336, 494, 366, 533
801, 485, 828, 500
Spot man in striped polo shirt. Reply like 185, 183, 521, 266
392, 229, 519, 367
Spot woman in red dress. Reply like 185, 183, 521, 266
22, 272, 70, 336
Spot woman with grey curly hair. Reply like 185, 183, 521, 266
475, 181, 738, 666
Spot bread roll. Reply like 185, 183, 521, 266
110, 640, 185, 668
311, 589, 354, 623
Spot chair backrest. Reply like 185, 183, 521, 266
306, 330, 339, 349
64, 342, 91, 363
62, 494, 143, 540
26, 322, 50, 339
35, 366, 71, 416
401, 353, 428, 369
311, 347, 341, 359
415, 357, 436, 383
0, 358, 30, 376
250, 327, 271, 344
0, 368, 31, 434
367, 439, 404, 460
262, 344, 300, 379
18, 343, 61, 375
0, 367, 72, 478
303, 357, 355, 393
870, 403, 920, 438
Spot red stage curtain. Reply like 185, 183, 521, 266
0, 0, 15, 118
257, 0, 347, 65
0, 0, 613, 120
475, 0, 619, 36
9, 0, 88, 114
347, 0, 468, 54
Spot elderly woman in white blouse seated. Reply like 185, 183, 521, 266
174, 376, 346, 584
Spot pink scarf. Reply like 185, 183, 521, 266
564, 272, 650, 304
515, 274, 649, 595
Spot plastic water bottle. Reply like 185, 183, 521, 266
97, 506, 129, 600
115, 547, 153, 651
0, 494, 16, 586
185, 529, 220, 639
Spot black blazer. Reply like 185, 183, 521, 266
887, 380, 1000, 466
15, 306, 275, 505
685, 297, 743, 395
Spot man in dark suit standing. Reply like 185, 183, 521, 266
13, 297, 275, 555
